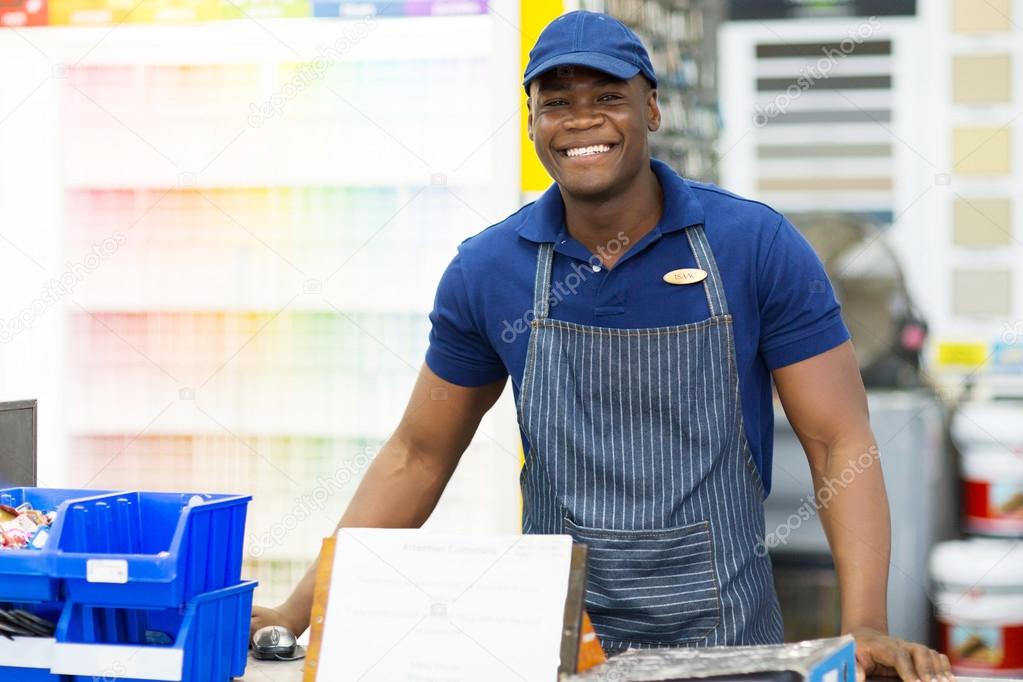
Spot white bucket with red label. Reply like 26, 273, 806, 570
953, 401, 1023, 450
961, 446, 1023, 536
931, 540, 1023, 676
953, 401, 1023, 537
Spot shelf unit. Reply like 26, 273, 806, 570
573, 0, 724, 182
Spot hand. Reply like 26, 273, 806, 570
249, 604, 307, 642
851, 627, 953, 682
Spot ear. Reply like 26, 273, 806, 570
526, 97, 534, 141
647, 88, 661, 133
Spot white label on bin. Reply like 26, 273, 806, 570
86, 558, 128, 584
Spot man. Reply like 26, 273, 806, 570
253, 11, 953, 680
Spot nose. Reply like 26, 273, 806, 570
563, 102, 604, 131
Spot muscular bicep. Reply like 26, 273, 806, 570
772, 341, 869, 468
393, 363, 506, 471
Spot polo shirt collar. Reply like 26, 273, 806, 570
516, 158, 706, 244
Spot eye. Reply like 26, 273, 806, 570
543, 98, 568, 107
598, 93, 623, 102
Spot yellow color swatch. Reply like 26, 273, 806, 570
49, 0, 220, 24
953, 128, 1012, 175
953, 0, 1013, 32
952, 269, 1012, 317
954, 198, 1013, 246
953, 54, 1012, 103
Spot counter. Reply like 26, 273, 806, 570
238, 658, 1020, 682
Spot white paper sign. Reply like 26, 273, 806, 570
316, 529, 573, 682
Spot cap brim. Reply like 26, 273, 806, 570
522, 51, 641, 91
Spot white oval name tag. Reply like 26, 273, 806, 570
663, 268, 708, 285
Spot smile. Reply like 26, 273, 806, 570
563, 143, 616, 158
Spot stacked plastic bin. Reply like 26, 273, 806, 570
929, 401, 1023, 677
0, 488, 255, 681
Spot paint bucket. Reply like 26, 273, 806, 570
961, 446, 1023, 536
930, 539, 1023, 676
953, 401, 1023, 536
952, 401, 1023, 450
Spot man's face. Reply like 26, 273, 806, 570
528, 66, 660, 199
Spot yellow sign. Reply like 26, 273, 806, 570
520, 0, 562, 193
936, 341, 989, 368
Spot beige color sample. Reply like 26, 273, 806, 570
953, 0, 1013, 32
952, 269, 1012, 317
954, 198, 1013, 246
953, 54, 1012, 103
954, 128, 1012, 175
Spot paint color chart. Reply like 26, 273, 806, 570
53, 16, 522, 602
720, 3, 1023, 391
938, 0, 1023, 381
1, 0, 485, 26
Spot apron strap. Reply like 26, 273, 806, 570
686, 224, 730, 317
533, 241, 555, 320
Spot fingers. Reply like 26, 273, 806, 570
939, 653, 953, 679
911, 644, 938, 682
855, 662, 866, 682
889, 643, 919, 682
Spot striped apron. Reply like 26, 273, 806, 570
517, 224, 784, 652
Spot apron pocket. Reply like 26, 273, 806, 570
563, 517, 721, 646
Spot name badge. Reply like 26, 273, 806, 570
663, 268, 707, 285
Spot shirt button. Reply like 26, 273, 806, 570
591, 264, 601, 272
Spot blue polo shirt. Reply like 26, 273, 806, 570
426, 159, 849, 495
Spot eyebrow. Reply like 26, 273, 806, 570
536, 76, 627, 93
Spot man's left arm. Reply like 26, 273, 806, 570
773, 341, 952, 682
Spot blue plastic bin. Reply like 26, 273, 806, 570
0, 488, 112, 602
51, 580, 256, 682
51, 491, 250, 607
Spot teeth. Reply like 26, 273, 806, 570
566, 144, 612, 158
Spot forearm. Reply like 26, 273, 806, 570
809, 433, 892, 633
278, 432, 457, 630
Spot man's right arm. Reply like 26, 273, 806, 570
250, 363, 506, 637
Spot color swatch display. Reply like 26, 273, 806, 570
0, 0, 46, 26
1, 0, 485, 25
719, 5, 1023, 387
313, 0, 485, 17
58, 34, 508, 602
743, 35, 897, 218
59, 59, 494, 189
941, 0, 1021, 364
221, 0, 310, 18
48, 0, 219, 24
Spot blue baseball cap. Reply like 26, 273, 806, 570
522, 11, 657, 94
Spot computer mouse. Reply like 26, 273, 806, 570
251, 625, 306, 661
